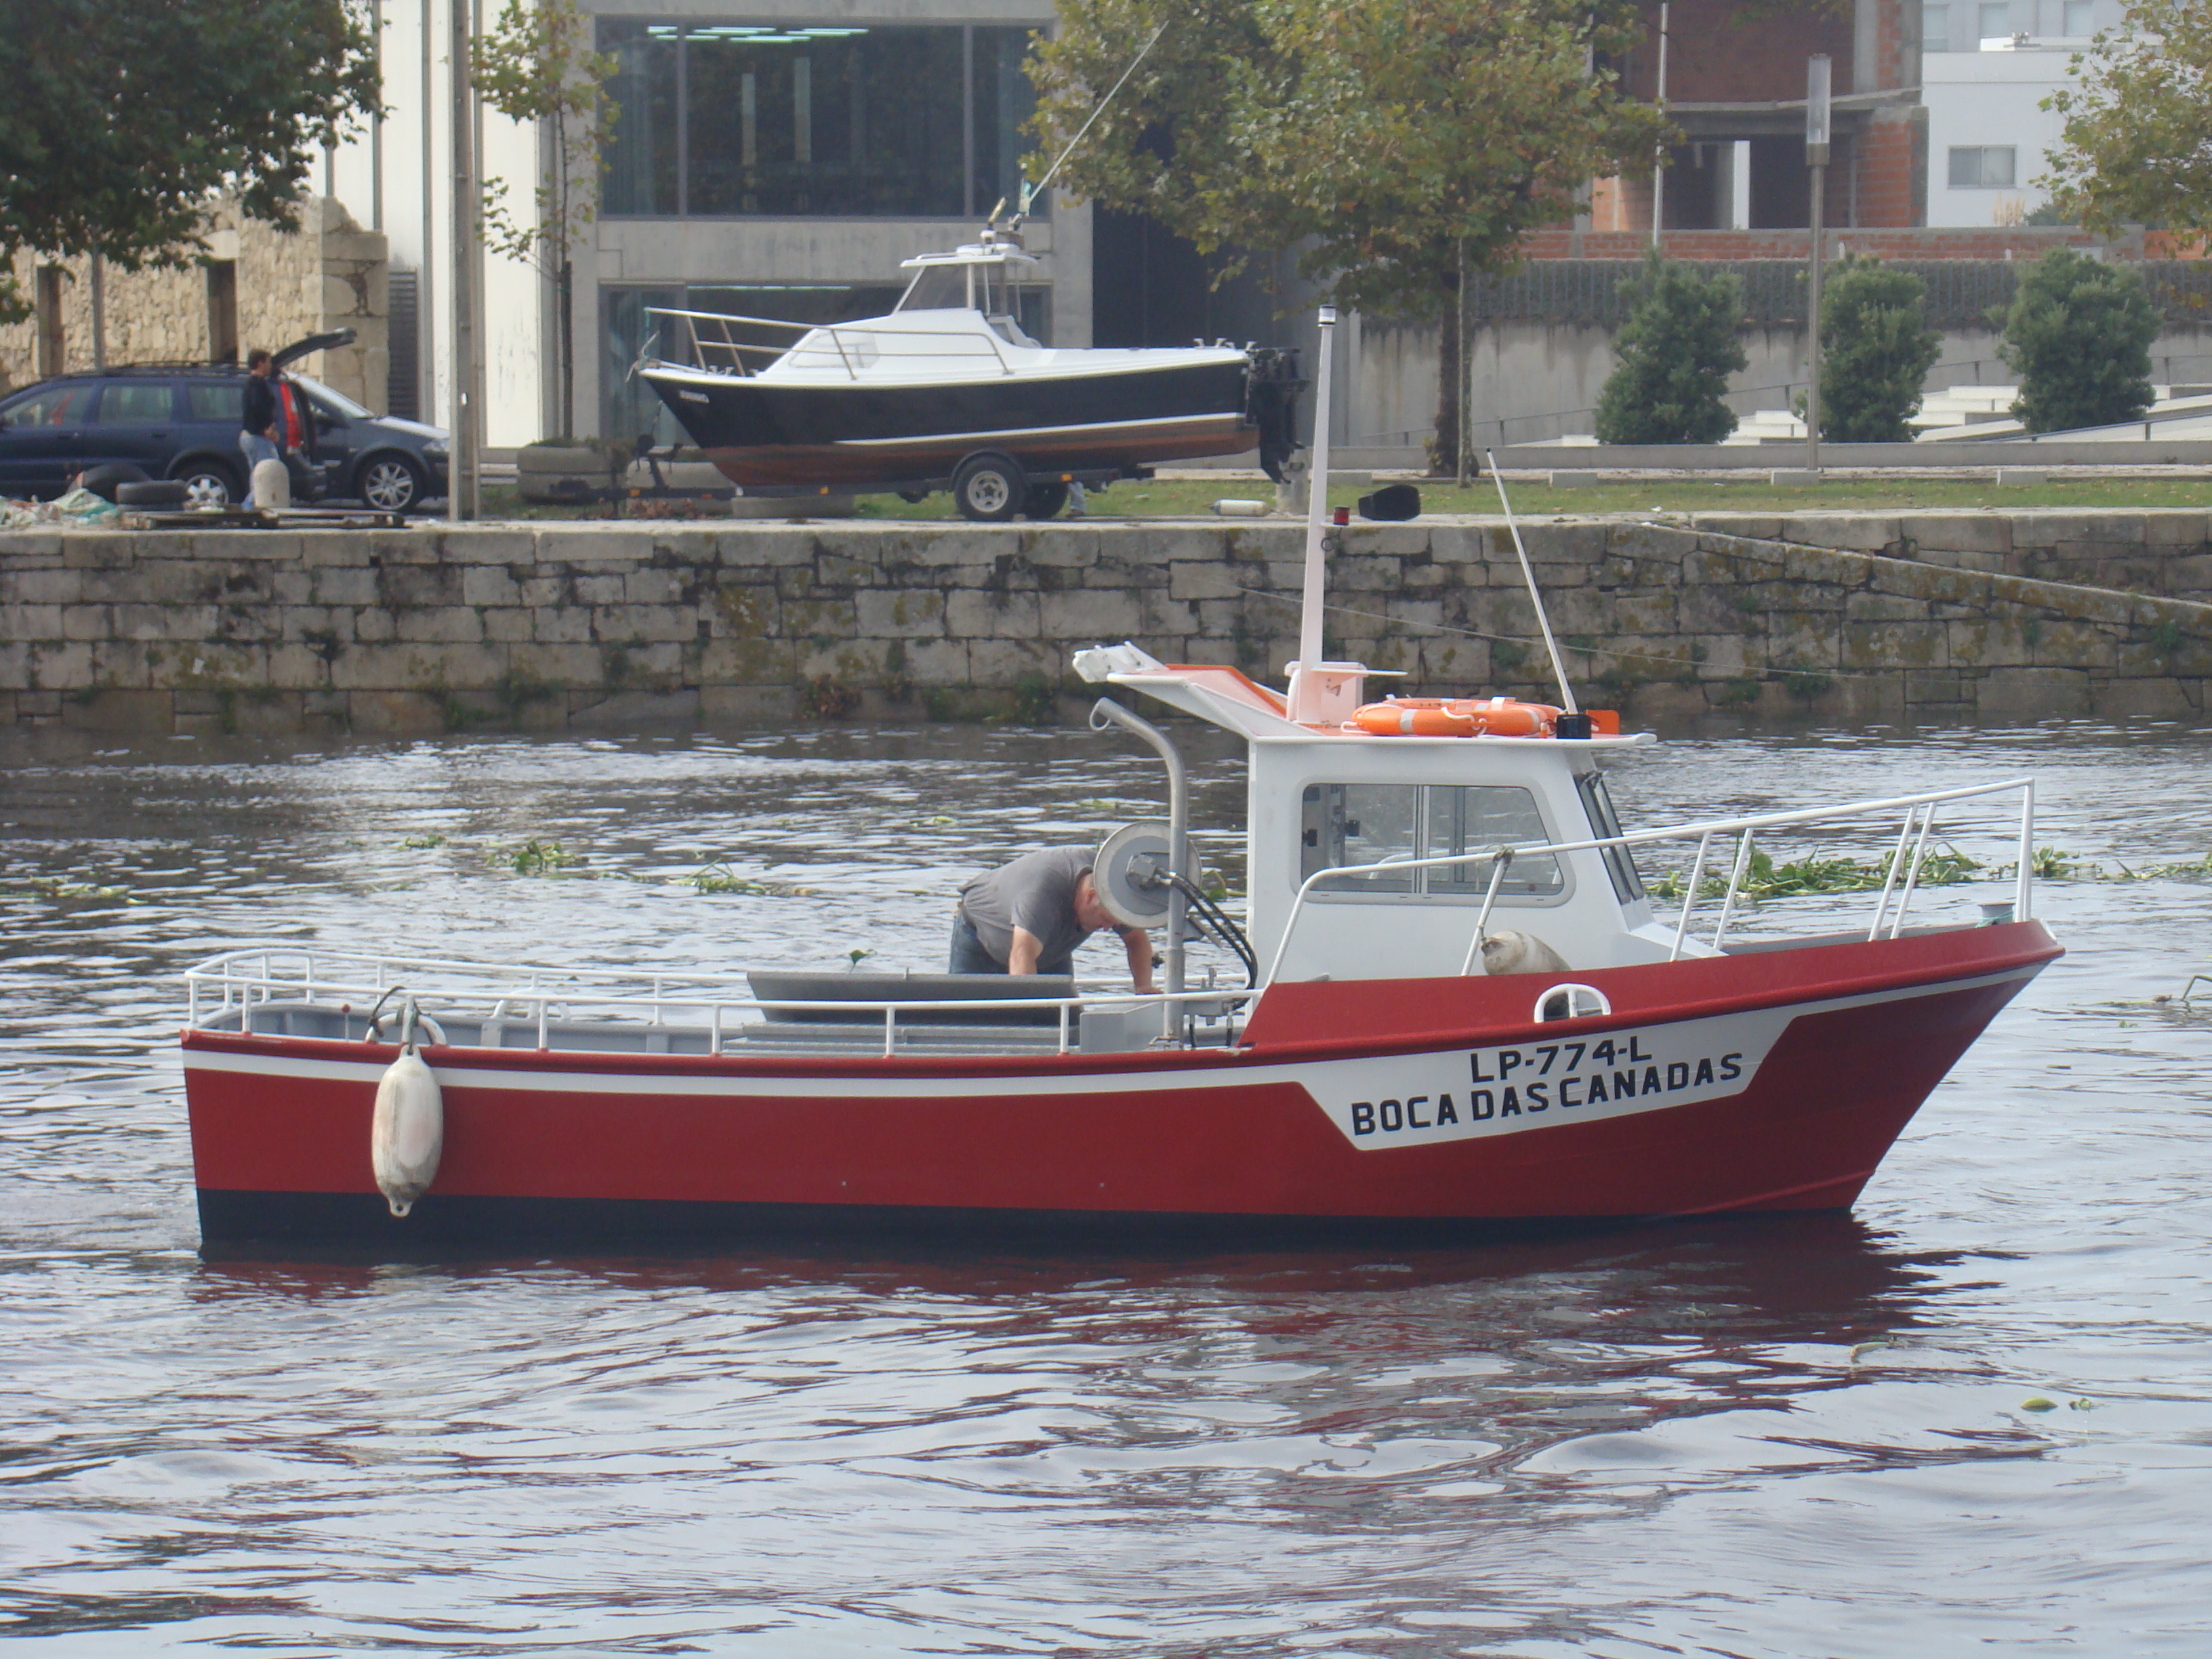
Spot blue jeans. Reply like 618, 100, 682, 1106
947, 912, 1070, 977
237, 431, 280, 505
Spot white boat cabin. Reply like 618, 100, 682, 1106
1076, 645, 1706, 985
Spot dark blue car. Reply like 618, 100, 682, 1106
0, 331, 449, 510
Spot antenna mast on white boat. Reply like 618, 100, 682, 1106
1485, 449, 1580, 716
1289, 306, 1339, 724
1013, 19, 1172, 226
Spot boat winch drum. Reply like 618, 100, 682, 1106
1093, 819, 1175, 929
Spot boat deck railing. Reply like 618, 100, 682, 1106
1267, 776, 2037, 985
645, 307, 1017, 380
183, 951, 1250, 1059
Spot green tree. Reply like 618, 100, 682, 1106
1817, 254, 1941, 443
1027, 0, 1670, 473
472, 0, 618, 441
0, 0, 377, 326
1593, 253, 1747, 445
2000, 248, 2159, 432
2041, 0, 2212, 237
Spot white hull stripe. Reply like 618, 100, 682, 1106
830, 413, 1246, 449
184, 965, 2036, 1145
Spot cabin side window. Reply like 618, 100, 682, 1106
1300, 784, 1563, 897
1574, 771, 1647, 904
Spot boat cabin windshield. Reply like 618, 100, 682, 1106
895, 257, 1042, 342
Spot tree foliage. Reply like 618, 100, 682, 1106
1817, 255, 1941, 443
473, 0, 618, 440
1026, 0, 1670, 470
2041, 0, 2212, 237
2000, 248, 2159, 433
1593, 253, 1747, 445
0, 0, 379, 326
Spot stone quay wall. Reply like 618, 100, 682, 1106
1, 511, 2208, 735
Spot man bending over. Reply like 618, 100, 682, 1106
950, 848, 1155, 992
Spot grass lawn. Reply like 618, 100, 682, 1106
479, 472, 2212, 525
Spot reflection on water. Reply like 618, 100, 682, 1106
3, 716, 2210, 1654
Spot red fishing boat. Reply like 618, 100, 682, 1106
178, 316, 2060, 1246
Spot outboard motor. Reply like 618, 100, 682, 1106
1245, 348, 1308, 485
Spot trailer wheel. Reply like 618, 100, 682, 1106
951, 451, 1023, 522
1023, 480, 1070, 520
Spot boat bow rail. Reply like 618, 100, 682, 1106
1263, 776, 2039, 985
183, 951, 1254, 1060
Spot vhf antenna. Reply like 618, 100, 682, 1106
1485, 449, 1579, 716
1010, 19, 1171, 228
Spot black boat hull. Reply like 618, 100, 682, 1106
645, 359, 1261, 487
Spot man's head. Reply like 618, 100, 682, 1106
1072, 869, 1118, 934
246, 349, 272, 375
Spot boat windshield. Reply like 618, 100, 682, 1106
898, 261, 1012, 316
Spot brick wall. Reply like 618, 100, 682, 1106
1515, 225, 2111, 260
3, 516, 2206, 733
1615, 0, 1860, 102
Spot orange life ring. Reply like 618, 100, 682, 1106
1347, 696, 1563, 738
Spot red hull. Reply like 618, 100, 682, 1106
182, 924, 2058, 1243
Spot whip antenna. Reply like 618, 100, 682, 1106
1017, 19, 1171, 221
1486, 449, 1578, 716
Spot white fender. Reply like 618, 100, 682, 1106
371, 1045, 443, 1218
1479, 930, 1571, 977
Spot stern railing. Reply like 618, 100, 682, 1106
184, 950, 1250, 1059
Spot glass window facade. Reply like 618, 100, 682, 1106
601, 20, 1042, 219
1921, 0, 1950, 49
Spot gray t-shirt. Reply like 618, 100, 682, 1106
958, 848, 1128, 968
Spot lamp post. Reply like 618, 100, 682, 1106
1650, 2, 1669, 247
449, 0, 481, 521
1805, 54, 1830, 473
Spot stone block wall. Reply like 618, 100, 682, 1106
0, 197, 388, 410
1, 513, 2207, 735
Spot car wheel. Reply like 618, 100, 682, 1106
170, 461, 242, 509
950, 451, 1024, 523
359, 453, 426, 512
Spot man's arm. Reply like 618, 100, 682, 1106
1122, 928, 1156, 995
1008, 927, 1045, 976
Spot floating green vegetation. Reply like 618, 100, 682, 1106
489, 838, 586, 877
1074, 799, 1126, 815
1650, 843, 2212, 901
2020, 846, 2212, 882
1649, 845, 1984, 902
684, 861, 814, 897
912, 814, 957, 828
4, 876, 133, 903
401, 833, 447, 849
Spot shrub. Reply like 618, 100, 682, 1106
2001, 249, 2160, 433
1817, 255, 1942, 443
1594, 253, 1749, 445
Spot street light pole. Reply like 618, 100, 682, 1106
449, 0, 480, 521
1650, 2, 1669, 248
1804, 54, 1831, 474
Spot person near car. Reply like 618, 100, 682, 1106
949, 847, 1155, 990
238, 350, 281, 506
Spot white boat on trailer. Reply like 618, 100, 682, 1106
636, 232, 1306, 521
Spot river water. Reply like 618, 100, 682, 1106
2, 715, 2209, 1656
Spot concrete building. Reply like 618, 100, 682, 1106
312, 0, 1081, 449
1920, 0, 2118, 226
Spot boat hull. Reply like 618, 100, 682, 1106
644, 359, 1258, 487
182, 924, 2059, 1246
